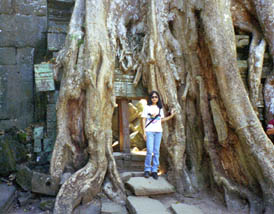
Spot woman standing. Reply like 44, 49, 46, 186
141, 91, 175, 179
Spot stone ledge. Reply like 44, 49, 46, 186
127, 196, 167, 214
101, 200, 127, 214
126, 177, 175, 196
171, 203, 203, 214
0, 183, 17, 213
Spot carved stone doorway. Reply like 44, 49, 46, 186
113, 69, 148, 153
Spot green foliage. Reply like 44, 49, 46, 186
17, 132, 27, 143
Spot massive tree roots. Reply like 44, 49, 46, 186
50, 0, 274, 213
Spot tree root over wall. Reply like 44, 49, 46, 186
50, 0, 274, 213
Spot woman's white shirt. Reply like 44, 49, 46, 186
141, 105, 164, 132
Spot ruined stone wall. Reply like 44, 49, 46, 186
0, 0, 73, 130
0, 0, 47, 129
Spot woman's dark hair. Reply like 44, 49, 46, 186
147, 91, 162, 109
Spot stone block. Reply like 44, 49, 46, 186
16, 164, 33, 191
126, 196, 167, 214
32, 171, 59, 196
0, 15, 15, 46
0, 65, 20, 119
0, 0, 13, 14
0, 14, 47, 48
48, 1, 74, 22
34, 63, 55, 92
0, 48, 16, 65
126, 177, 175, 196
0, 136, 17, 176
44, 138, 54, 152
127, 161, 144, 170
113, 152, 124, 160
171, 203, 203, 214
0, 120, 18, 130
19, 64, 34, 83
101, 201, 127, 214
0, 65, 34, 127
120, 172, 133, 182
16, 48, 35, 64
47, 91, 59, 104
46, 126, 57, 138
48, 20, 69, 33
130, 152, 146, 161
34, 126, 44, 140
120, 171, 143, 182
34, 139, 42, 153
15, 0, 47, 16
48, 33, 66, 51
47, 104, 57, 121
0, 183, 16, 214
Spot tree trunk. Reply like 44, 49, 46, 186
50, 0, 274, 213
51, 0, 125, 213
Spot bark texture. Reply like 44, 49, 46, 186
51, 0, 274, 213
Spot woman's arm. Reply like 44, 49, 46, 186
161, 109, 176, 122
266, 128, 274, 135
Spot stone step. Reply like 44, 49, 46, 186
101, 200, 128, 214
120, 171, 144, 183
114, 152, 145, 172
114, 152, 146, 162
0, 183, 17, 213
171, 203, 203, 214
127, 196, 168, 214
126, 177, 175, 196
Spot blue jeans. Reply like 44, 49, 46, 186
144, 132, 162, 173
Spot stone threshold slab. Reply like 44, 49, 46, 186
126, 177, 175, 196
127, 196, 168, 214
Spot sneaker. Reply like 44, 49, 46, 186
144, 171, 150, 178
152, 172, 158, 180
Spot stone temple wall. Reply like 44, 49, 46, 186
0, 0, 47, 129
0, 0, 74, 130
0, 1, 273, 132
